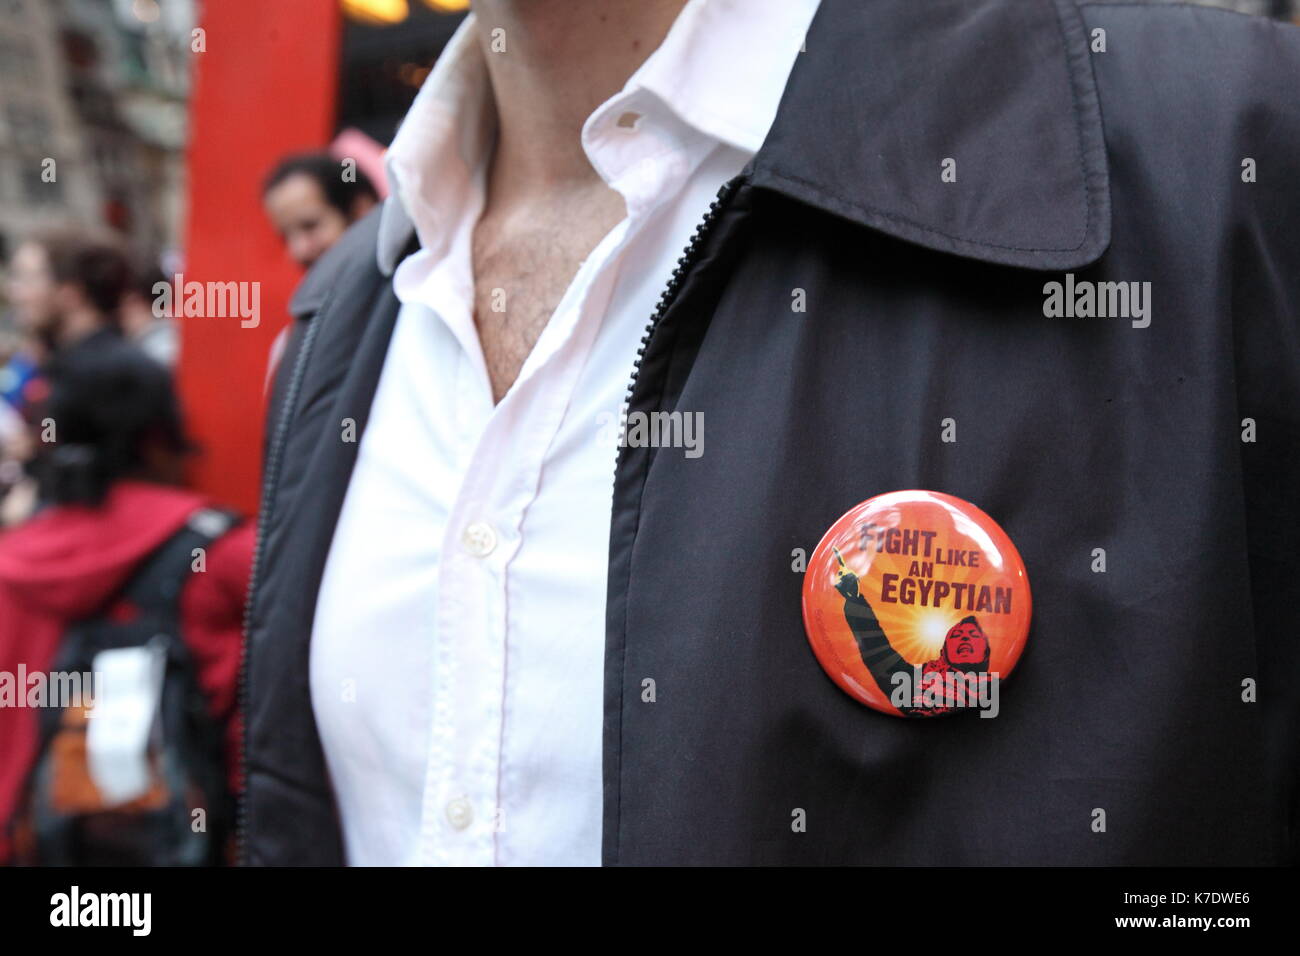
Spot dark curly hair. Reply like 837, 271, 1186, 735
262, 151, 378, 217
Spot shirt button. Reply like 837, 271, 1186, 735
616, 110, 642, 130
446, 797, 473, 830
461, 521, 497, 557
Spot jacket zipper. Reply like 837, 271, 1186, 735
235, 304, 327, 865
234, 175, 740, 865
616, 177, 740, 466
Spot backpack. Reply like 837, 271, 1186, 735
12, 507, 237, 866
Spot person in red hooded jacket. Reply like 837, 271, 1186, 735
0, 329, 253, 864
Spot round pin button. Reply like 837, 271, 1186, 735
801, 490, 1031, 718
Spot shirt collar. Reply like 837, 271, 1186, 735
378, 0, 821, 275
628, 0, 821, 157
378, 14, 491, 273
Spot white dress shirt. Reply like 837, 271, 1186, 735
309, 0, 821, 866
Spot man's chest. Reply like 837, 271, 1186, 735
470, 187, 627, 404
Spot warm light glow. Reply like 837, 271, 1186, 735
399, 63, 433, 87
423, 0, 470, 11
916, 611, 951, 653
879, 605, 956, 665
342, 0, 410, 26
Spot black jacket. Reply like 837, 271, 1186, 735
243, 0, 1300, 865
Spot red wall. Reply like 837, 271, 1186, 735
177, 0, 342, 514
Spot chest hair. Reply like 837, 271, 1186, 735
472, 185, 626, 403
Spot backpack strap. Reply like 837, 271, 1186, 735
115, 507, 240, 622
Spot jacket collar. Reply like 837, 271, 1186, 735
371, 0, 1109, 281
749, 0, 1110, 271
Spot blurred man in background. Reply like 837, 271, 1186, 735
1, 231, 134, 527
262, 151, 380, 272
5, 231, 129, 362
261, 151, 382, 414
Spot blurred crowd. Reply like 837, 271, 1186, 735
0, 147, 378, 866
0, 232, 177, 522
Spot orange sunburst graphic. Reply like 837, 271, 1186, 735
802, 490, 1032, 716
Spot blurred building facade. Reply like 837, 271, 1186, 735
0, 0, 99, 264
0, 0, 193, 274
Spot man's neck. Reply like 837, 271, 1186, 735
473, 0, 688, 200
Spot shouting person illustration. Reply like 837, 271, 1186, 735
835, 560, 997, 717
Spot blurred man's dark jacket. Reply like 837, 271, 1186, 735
245, 0, 1300, 864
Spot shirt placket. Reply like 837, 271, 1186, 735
419, 291, 606, 864
413, 85, 709, 866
